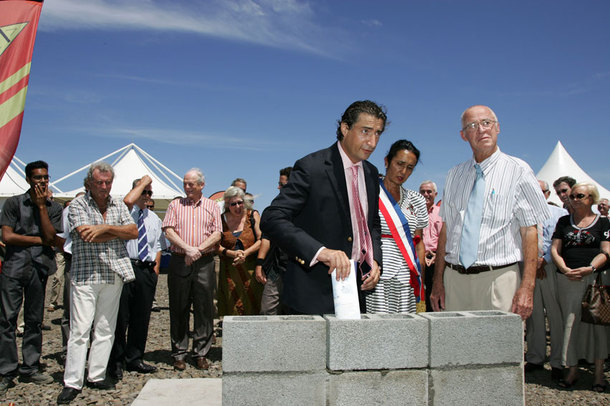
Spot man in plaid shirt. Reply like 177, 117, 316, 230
57, 162, 137, 405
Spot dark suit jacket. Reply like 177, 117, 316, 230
260, 143, 382, 314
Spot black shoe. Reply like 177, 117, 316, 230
19, 371, 54, 384
524, 362, 543, 373
107, 364, 123, 380
86, 379, 115, 390
126, 360, 157, 374
57, 387, 81, 404
551, 367, 564, 381
0, 376, 15, 395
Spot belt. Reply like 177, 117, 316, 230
130, 259, 156, 269
446, 262, 516, 275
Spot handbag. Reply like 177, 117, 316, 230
581, 272, 610, 325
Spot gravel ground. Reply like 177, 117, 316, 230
1, 272, 609, 405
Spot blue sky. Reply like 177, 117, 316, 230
14, 0, 610, 209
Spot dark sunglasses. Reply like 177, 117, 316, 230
230, 200, 244, 207
141, 190, 153, 196
557, 188, 569, 194
569, 193, 589, 200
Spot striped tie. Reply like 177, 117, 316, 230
137, 209, 149, 261
351, 165, 374, 277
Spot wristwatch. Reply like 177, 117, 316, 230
590, 264, 597, 273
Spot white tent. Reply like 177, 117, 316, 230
0, 156, 29, 214
536, 141, 610, 206
51, 143, 183, 203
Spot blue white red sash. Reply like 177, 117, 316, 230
378, 179, 423, 303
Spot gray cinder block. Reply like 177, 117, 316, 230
421, 310, 523, 367
222, 315, 326, 372
430, 365, 524, 406
223, 372, 326, 406
328, 370, 428, 406
325, 313, 429, 371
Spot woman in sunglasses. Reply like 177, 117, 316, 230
216, 186, 263, 315
551, 182, 610, 392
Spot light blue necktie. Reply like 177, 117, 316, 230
459, 164, 485, 269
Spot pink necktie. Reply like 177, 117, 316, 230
351, 165, 374, 277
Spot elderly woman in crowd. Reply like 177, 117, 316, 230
216, 186, 263, 315
366, 139, 428, 314
551, 182, 609, 391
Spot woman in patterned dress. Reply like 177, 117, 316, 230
217, 186, 263, 315
366, 139, 428, 313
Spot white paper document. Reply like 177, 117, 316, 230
331, 260, 361, 320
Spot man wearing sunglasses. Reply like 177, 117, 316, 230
0, 161, 63, 395
107, 176, 165, 380
430, 105, 550, 321
552, 176, 576, 214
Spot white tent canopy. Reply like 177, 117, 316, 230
51, 143, 183, 201
536, 141, 610, 206
0, 156, 28, 197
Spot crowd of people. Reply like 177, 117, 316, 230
0, 100, 609, 404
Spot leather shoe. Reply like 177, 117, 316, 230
57, 387, 81, 404
195, 357, 209, 370
107, 364, 123, 380
86, 379, 115, 390
126, 361, 157, 374
173, 359, 186, 371
551, 367, 564, 382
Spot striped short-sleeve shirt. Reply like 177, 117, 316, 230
162, 196, 222, 254
440, 148, 550, 266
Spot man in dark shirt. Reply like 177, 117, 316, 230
0, 160, 63, 394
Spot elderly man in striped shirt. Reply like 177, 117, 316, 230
430, 105, 550, 320
162, 168, 222, 371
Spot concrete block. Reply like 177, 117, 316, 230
421, 310, 522, 367
325, 313, 428, 371
430, 365, 523, 406
223, 315, 326, 372
223, 372, 326, 406
328, 370, 428, 406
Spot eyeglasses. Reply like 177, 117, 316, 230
230, 200, 244, 207
278, 182, 288, 187
462, 119, 497, 132
245, 199, 254, 204
146, 205, 154, 209
31, 174, 50, 181
141, 190, 153, 196
569, 193, 589, 200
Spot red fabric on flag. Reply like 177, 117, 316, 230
0, 0, 44, 180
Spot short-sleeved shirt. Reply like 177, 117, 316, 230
0, 191, 63, 278
162, 196, 222, 254
69, 193, 135, 285
125, 206, 165, 261
423, 204, 442, 252
552, 215, 610, 269
440, 149, 550, 266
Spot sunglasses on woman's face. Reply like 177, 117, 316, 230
568, 193, 589, 200
230, 200, 244, 207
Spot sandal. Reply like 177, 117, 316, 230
591, 382, 607, 393
558, 378, 578, 390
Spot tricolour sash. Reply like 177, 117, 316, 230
378, 179, 424, 305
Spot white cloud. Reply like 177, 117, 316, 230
39, 0, 343, 57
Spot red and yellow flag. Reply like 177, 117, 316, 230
0, 0, 44, 181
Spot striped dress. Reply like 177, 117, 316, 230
366, 186, 428, 314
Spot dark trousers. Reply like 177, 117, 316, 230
0, 270, 47, 377
109, 261, 158, 367
168, 254, 215, 360
61, 254, 72, 350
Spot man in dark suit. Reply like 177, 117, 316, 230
261, 100, 385, 314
